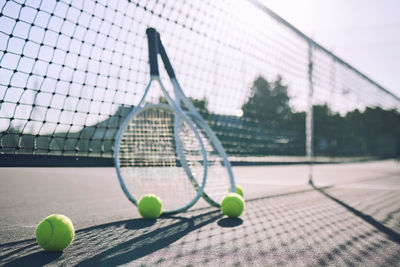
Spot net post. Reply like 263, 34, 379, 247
306, 42, 314, 186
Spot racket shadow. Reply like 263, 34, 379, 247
75, 210, 223, 266
0, 210, 222, 266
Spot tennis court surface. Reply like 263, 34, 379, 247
1, 160, 399, 266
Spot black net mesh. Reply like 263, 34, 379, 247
1, 0, 399, 163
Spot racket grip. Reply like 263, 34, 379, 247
159, 38, 176, 79
146, 28, 159, 76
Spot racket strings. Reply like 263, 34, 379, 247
118, 106, 205, 211
194, 120, 232, 204
120, 111, 176, 167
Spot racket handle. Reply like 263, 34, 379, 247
158, 38, 176, 79
146, 28, 159, 76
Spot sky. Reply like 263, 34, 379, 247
1, 0, 399, 135
261, 0, 400, 98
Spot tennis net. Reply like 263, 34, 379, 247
1, 0, 399, 165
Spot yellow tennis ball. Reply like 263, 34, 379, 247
138, 194, 162, 219
229, 184, 244, 198
35, 214, 75, 251
221, 193, 245, 218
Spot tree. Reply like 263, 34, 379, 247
241, 75, 292, 129
313, 104, 346, 156
240, 75, 306, 155
187, 97, 211, 121
158, 96, 211, 120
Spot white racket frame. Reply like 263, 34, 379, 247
114, 29, 208, 214
156, 31, 236, 207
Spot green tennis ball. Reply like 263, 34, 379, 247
138, 194, 162, 219
35, 214, 75, 251
229, 184, 244, 198
221, 193, 245, 218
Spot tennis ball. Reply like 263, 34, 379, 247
221, 193, 245, 218
138, 194, 162, 219
229, 184, 244, 198
35, 214, 75, 251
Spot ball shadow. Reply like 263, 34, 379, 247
2, 251, 62, 267
124, 218, 157, 230
217, 217, 243, 227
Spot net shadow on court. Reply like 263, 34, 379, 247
1, 185, 399, 266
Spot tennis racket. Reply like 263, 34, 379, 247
114, 28, 208, 214
156, 30, 236, 207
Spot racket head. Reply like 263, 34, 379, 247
114, 101, 208, 214
156, 32, 236, 207
170, 81, 235, 208
187, 113, 236, 207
